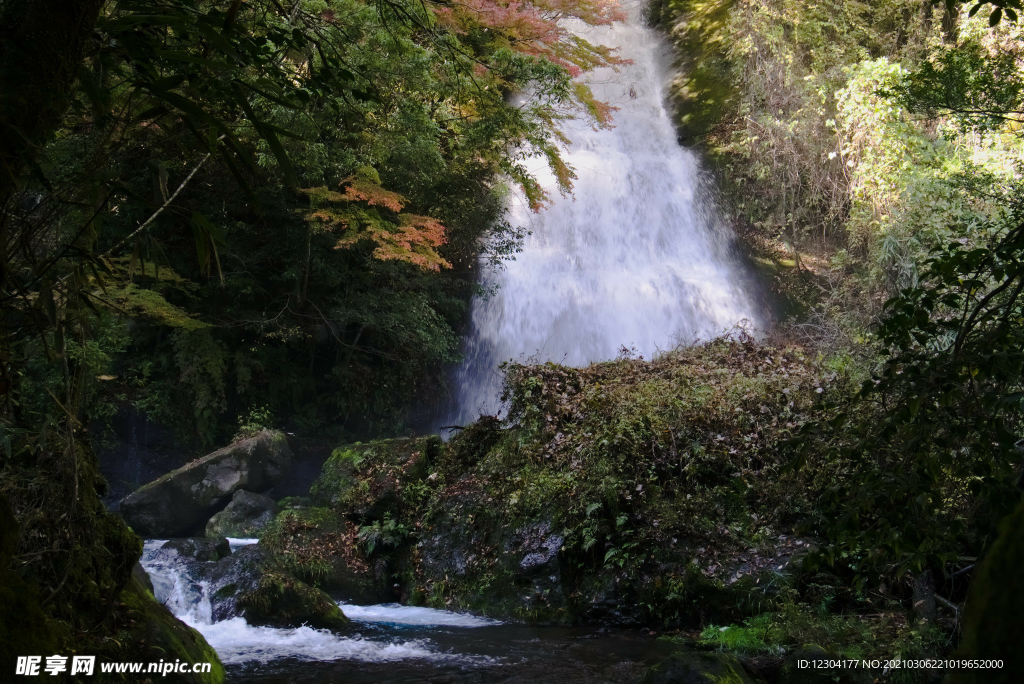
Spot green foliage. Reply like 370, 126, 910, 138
173, 329, 228, 447
697, 600, 938, 662
235, 405, 274, 441
794, 205, 1024, 581
358, 512, 411, 555
886, 42, 1024, 131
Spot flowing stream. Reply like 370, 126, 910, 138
140, 540, 676, 682
448, 0, 762, 423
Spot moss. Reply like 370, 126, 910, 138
310, 436, 441, 520
107, 577, 225, 683
1, 439, 144, 658
213, 582, 238, 599
238, 571, 350, 631
261, 507, 380, 601
0, 493, 57, 675
442, 416, 504, 476
951, 496, 1024, 684
309, 447, 364, 507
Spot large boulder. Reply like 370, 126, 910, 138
260, 506, 386, 604
107, 577, 225, 684
203, 545, 350, 631
119, 431, 291, 536
206, 490, 279, 538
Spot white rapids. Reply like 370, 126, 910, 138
139, 540, 500, 666
340, 603, 502, 628
449, 0, 761, 422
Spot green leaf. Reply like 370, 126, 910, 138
231, 83, 298, 186
146, 74, 187, 93
77, 66, 110, 116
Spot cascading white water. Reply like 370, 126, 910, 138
450, 0, 760, 422
139, 540, 499, 666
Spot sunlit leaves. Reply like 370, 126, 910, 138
884, 43, 1024, 132
303, 170, 452, 271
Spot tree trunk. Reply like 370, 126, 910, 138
942, 4, 959, 44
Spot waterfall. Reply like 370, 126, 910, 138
448, 0, 761, 423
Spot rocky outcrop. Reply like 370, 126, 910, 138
203, 545, 350, 631
112, 577, 225, 684
260, 506, 386, 604
206, 490, 279, 538
158, 537, 231, 563
119, 431, 291, 536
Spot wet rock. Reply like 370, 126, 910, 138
203, 545, 349, 631
514, 521, 563, 576
114, 577, 225, 684
132, 562, 155, 595
578, 574, 644, 626
640, 650, 765, 684
418, 478, 489, 580
143, 539, 231, 605
159, 537, 231, 563
205, 489, 279, 538
119, 431, 291, 536
508, 521, 564, 607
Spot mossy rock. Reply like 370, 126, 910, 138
640, 650, 765, 684
205, 544, 350, 630
102, 577, 225, 683
238, 570, 350, 631
205, 489, 279, 538
0, 493, 57, 675
310, 436, 440, 519
442, 416, 503, 476
951, 497, 1024, 683
2, 442, 146, 665
120, 430, 291, 536
260, 507, 383, 603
